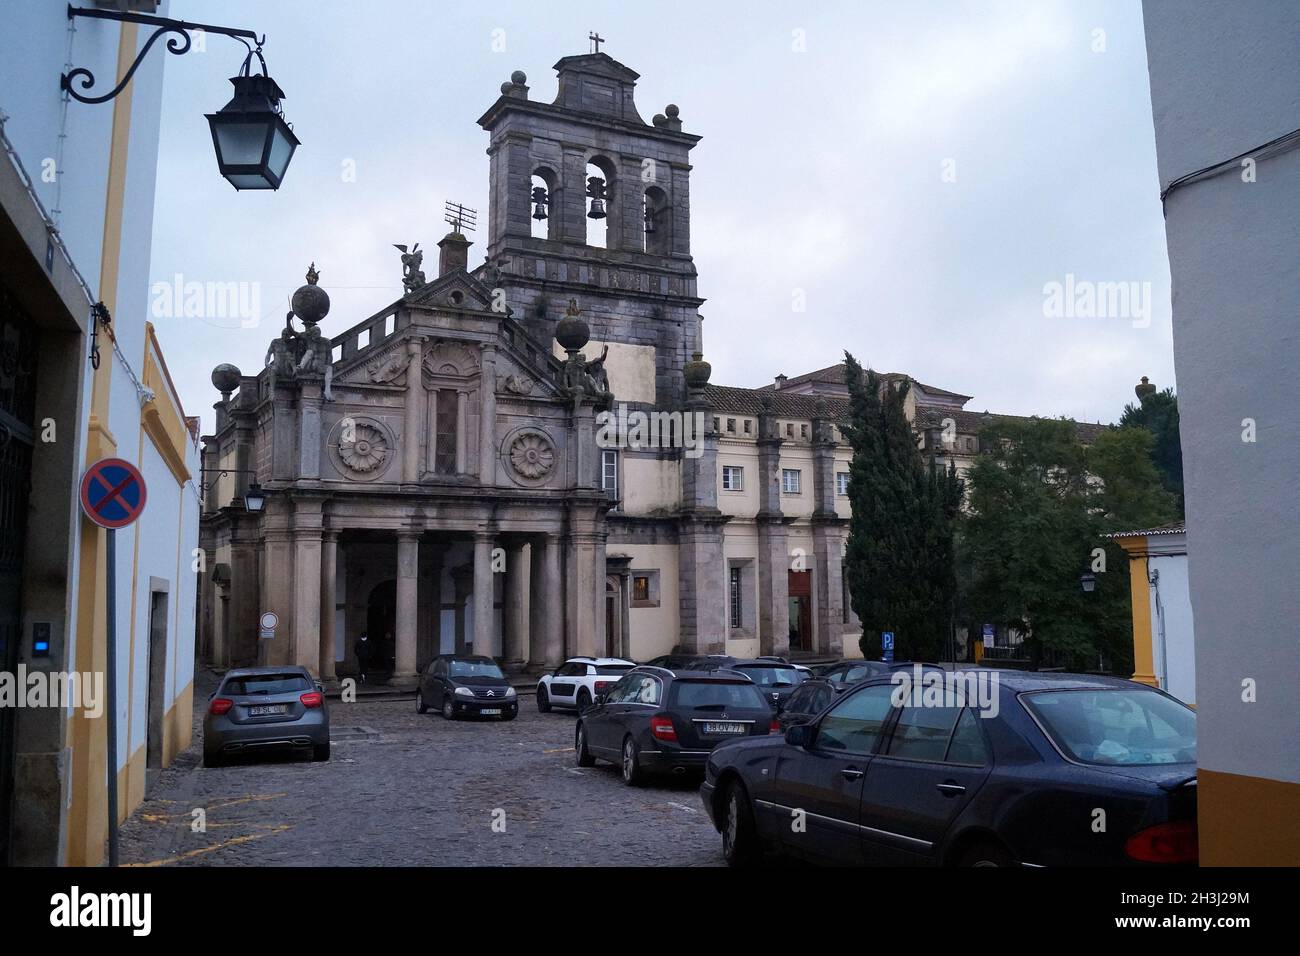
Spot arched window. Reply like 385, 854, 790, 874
643, 185, 670, 254
530, 168, 556, 240
585, 157, 616, 249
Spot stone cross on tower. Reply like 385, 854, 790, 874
588, 31, 604, 53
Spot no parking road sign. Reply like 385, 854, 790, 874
78, 456, 147, 868
80, 457, 147, 529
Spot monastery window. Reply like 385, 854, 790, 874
785, 423, 795, 438
722, 465, 744, 492
743, 419, 752, 434
836, 472, 850, 496
434, 388, 459, 475
782, 468, 802, 495
800, 424, 809, 438
602, 449, 619, 504
729, 566, 743, 628
726, 418, 736, 433
712, 417, 720, 432
631, 570, 660, 608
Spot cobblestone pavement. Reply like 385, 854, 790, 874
119, 672, 722, 867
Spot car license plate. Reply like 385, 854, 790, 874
480, 708, 501, 715
248, 704, 286, 716
702, 721, 746, 735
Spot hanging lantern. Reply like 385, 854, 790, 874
531, 185, 549, 221
205, 51, 300, 190
586, 175, 607, 220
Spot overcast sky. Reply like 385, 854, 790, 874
151, 0, 1174, 434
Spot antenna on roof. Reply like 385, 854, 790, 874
444, 201, 477, 234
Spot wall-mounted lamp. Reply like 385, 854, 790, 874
61, 4, 299, 191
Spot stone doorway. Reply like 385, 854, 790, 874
366, 579, 397, 672
788, 570, 813, 651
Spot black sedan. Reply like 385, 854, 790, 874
728, 659, 806, 711
702, 671, 1198, 866
417, 654, 518, 720
775, 678, 841, 732
641, 653, 737, 671
576, 666, 777, 785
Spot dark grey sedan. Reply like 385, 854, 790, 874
203, 666, 329, 767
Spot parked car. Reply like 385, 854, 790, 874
204, 666, 329, 766
728, 659, 806, 711
575, 666, 778, 785
536, 656, 635, 713
775, 678, 841, 732
756, 655, 814, 680
641, 653, 737, 671
417, 654, 518, 721
702, 671, 1198, 866
816, 659, 944, 691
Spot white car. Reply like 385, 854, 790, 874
536, 656, 636, 713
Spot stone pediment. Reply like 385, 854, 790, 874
404, 271, 497, 313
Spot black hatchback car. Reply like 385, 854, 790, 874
702, 671, 1198, 866
775, 678, 841, 732
576, 667, 777, 785
728, 659, 806, 712
417, 654, 518, 720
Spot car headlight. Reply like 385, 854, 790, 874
454, 686, 474, 698
504, 686, 516, 698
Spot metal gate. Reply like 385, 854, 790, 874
0, 279, 38, 865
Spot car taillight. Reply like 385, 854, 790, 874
769, 719, 780, 733
300, 691, 323, 709
1125, 820, 1198, 864
209, 698, 234, 716
594, 680, 612, 693
650, 715, 677, 741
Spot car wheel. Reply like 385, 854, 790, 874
442, 698, 455, 720
577, 688, 592, 712
416, 690, 428, 714
312, 742, 330, 762
621, 735, 644, 786
537, 685, 551, 713
575, 723, 596, 767
722, 779, 761, 866
958, 841, 1014, 867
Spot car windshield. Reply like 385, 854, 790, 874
1023, 689, 1196, 766
736, 665, 799, 687
224, 674, 311, 696
449, 659, 505, 679
673, 681, 768, 710
595, 664, 633, 676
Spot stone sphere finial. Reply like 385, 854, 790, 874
511, 70, 527, 85
665, 103, 679, 118
291, 261, 330, 327
555, 297, 590, 352
652, 113, 667, 127
211, 363, 242, 397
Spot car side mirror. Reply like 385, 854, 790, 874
314, 681, 324, 693
594, 692, 606, 705
785, 724, 812, 748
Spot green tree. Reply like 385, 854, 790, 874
1119, 384, 1183, 515
841, 353, 962, 661
961, 417, 1174, 672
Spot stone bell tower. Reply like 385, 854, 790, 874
476, 50, 704, 409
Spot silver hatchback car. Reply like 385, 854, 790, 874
203, 666, 330, 767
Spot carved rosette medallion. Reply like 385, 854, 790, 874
328, 416, 395, 481
501, 427, 557, 486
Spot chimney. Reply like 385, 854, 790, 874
774, 373, 787, 391
438, 231, 472, 276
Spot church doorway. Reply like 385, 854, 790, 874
366, 579, 397, 673
788, 570, 812, 652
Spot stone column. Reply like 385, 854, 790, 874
503, 542, 528, 668
530, 535, 563, 667
565, 530, 601, 658
320, 531, 338, 679
810, 402, 845, 656
395, 532, 419, 678
260, 500, 295, 666
479, 344, 498, 483
473, 531, 496, 656
756, 400, 790, 655
678, 393, 727, 653
456, 390, 469, 474
291, 500, 324, 675
402, 340, 424, 482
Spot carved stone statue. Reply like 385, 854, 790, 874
394, 243, 426, 294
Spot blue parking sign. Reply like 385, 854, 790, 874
882, 630, 894, 663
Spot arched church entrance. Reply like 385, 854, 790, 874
367, 579, 397, 674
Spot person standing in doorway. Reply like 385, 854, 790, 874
354, 630, 373, 684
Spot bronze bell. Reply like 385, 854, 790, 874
531, 186, 548, 221
585, 175, 607, 220
587, 198, 606, 220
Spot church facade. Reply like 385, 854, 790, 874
196, 50, 1042, 678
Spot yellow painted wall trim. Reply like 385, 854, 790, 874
1115, 534, 1158, 688
141, 404, 191, 484
1200, 769, 1300, 865
141, 322, 193, 484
